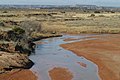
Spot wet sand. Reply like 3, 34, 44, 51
77, 62, 87, 68
64, 38, 80, 41
0, 69, 37, 80
49, 67, 73, 80
61, 34, 120, 80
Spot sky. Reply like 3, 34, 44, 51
0, 0, 120, 7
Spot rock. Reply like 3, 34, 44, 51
0, 42, 16, 53
0, 30, 36, 55
0, 51, 34, 73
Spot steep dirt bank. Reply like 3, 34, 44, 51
61, 34, 120, 80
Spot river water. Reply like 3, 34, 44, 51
29, 34, 101, 80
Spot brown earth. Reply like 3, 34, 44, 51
49, 67, 73, 80
0, 69, 37, 80
61, 34, 120, 80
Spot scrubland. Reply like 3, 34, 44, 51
0, 9, 120, 34
0, 9, 120, 80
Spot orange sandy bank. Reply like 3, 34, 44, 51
0, 69, 37, 80
61, 34, 120, 80
49, 67, 73, 80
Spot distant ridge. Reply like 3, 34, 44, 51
0, 5, 120, 11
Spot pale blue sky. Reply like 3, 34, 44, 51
0, 0, 120, 7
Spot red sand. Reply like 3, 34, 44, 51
0, 69, 37, 80
61, 34, 120, 80
49, 67, 73, 80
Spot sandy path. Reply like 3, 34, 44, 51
61, 34, 120, 80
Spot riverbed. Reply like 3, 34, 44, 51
29, 34, 101, 80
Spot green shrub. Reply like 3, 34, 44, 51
3, 11, 8, 13
99, 15, 105, 17
12, 27, 25, 34
0, 21, 5, 26
111, 11, 115, 13
90, 14, 95, 17
94, 11, 100, 13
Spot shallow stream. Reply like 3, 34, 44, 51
29, 34, 101, 80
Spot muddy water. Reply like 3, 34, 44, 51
29, 35, 101, 80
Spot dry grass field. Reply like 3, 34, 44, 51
0, 9, 120, 34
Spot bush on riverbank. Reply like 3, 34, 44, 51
12, 27, 25, 34
20, 20, 42, 37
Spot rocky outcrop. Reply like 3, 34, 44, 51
0, 30, 35, 55
0, 51, 34, 74
0, 42, 15, 52
0, 28, 35, 73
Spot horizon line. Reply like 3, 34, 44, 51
0, 4, 120, 8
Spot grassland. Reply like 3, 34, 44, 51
0, 9, 120, 34
42, 12, 120, 34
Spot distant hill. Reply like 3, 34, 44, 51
0, 5, 120, 12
